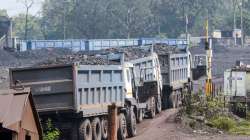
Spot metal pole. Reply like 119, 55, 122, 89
108, 103, 118, 140
233, 0, 237, 47
241, 0, 244, 47
63, 0, 66, 40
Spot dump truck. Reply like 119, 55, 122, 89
9, 50, 163, 140
157, 48, 192, 108
102, 44, 192, 109
128, 52, 162, 118
10, 63, 137, 140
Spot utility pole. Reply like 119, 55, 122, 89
240, 0, 244, 47
205, 19, 213, 97
63, 0, 66, 40
233, 0, 237, 47
185, 14, 189, 43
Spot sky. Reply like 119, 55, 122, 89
0, 0, 43, 17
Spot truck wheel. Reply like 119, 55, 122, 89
168, 92, 175, 108
79, 119, 92, 140
118, 113, 127, 140
149, 97, 156, 118
127, 108, 137, 137
176, 92, 180, 108
137, 109, 143, 123
156, 98, 162, 113
92, 118, 102, 140
101, 119, 108, 140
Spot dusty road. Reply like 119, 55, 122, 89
128, 109, 250, 140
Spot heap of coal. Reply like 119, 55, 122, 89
37, 54, 120, 66
37, 44, 183, 66
0, 48, 73, 67
102, 44, 184, 61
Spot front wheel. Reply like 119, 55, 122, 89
127, 107, 137, 137
149, 97, 156, 118
118, 113, 127, 140
137, 109, 143, 123
156, 97, 162, 113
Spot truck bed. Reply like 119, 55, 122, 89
10, 64, 125, 117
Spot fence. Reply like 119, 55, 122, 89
17, 38, 188, 52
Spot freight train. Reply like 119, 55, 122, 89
13, 38, 187, 51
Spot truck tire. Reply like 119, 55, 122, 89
118, 113, 127, 140
101, 119, 108, 140
137, 109, 143, 123
149, 97, 156, 118
156, 97, 162, 113
79, 119, 92, 140
168, 92, 175, 108
127, 108, 137, 137
92, 117, 102, 140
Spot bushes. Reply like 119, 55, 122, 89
43, 119, 60, 140
209, 116, 236, 131
209, 116, 250, 135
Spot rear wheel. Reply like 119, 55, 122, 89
137, 109, 143, 123
149, 97, 156, 118
92, 117, 102, 140
156, 97, 162, 113
169, 92, 175, 108
101, 119, 108, 140
79, 119, 92, 140
127, 107, 137, 137
118, 113, 127, 140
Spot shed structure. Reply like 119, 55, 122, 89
0, 88, 42, 140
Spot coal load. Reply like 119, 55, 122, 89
37, 54, 120, 66
35, 44, 184, 66
0, 48, 73, 67
102, 44, 184, 61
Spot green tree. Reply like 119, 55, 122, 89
13, 14, 43, 39
0, 9, 8, 17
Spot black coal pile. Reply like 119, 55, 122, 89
37, 44, 182, 66
0, 48, 73, 67
0, 48, 73, 89
102, 44, 184, 61
190, 46, 250, 77
37, 54, 120, 66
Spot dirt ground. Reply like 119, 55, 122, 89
128, 109, 250, 140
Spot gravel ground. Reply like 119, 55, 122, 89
129, 109, 250, 140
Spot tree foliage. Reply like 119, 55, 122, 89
13, 14, 43, 39
10, 0, 250, 39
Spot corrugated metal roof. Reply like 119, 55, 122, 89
0, 89, 29, 132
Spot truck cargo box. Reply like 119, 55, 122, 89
10, 64, 125, 117
158, 52, 189, 89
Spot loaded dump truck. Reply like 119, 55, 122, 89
104, 45, 192, 109
157, 48, 192, 108
9, 49, 162, 140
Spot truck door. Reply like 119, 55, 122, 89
124, 68, 133, 98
